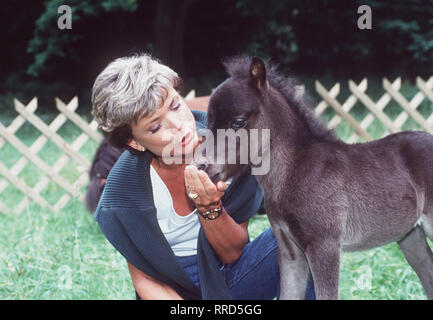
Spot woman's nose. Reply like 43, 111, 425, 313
166, 114, 182, 130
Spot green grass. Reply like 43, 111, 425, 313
0, 201, 132, 299
1, 204, 430, 300
1, 77, 432, 299
249, 215, 431, 300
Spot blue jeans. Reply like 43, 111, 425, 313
177, 227, 316, 300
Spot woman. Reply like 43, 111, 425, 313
91, 53, 315, 300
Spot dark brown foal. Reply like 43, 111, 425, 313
203, 56, 433, 300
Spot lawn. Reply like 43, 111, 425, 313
0, 76, 432, 299
1, 204, 429, 299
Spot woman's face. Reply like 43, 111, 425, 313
127, 87, 200, 162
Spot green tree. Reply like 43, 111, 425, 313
27, 0, 138, 77
235, 0, 433, 77
2, 0, 432, 112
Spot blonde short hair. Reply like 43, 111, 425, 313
91, 54, 181, 147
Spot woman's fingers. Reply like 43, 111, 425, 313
185, 165, 225, 207
185, 165, 205, 196
197, 170, 217, 196
215, 180, 227, 193
200, 171, 227, 197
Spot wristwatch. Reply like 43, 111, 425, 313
197, 204, 223, 220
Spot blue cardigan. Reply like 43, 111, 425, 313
94, 110, 264, 299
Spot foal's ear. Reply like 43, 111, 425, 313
249, 56, 267, 91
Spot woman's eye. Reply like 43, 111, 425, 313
149, 124, 161, 134
172, 103, 181, 110
231, 118, 247, 129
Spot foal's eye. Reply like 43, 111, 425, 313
231, 118, 247, 129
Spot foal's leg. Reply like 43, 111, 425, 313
421, 213, 433, 242
272, 224, 309, 300
397, 226, 433, 299
305, 239, 341, 300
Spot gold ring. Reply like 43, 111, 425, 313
188, 192, 199, 200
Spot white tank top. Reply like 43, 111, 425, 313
149, 165, 200, 256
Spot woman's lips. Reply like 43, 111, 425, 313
181, 132, 192, 146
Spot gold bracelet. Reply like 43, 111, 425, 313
197, 204, 223, 220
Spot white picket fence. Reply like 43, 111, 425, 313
0, 79, 432, 215
315, 76, 433, 143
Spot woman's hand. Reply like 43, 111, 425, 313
184, 164, 249, 264
184, 165, 226, 213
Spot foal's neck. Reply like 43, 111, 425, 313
255, 86, 335, 185
261, 86, 316, 149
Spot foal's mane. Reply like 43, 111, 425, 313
223, 56, 337, 143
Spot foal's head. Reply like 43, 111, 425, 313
202, 56, 335, 183
207, 56, 268, 132
202, 56, 273, 182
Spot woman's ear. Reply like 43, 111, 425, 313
127, 139, 146, 152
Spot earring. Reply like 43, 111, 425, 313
141, 147, 145, 152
